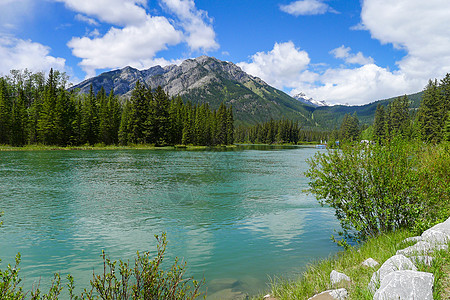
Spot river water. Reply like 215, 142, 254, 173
0, 145, 340, 298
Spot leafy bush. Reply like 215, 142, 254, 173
415, 142, 450, 231
0, 232, 204, 299
305, 139, 423, 241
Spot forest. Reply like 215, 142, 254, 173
0, 69, 234, 147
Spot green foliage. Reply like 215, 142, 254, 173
339, 112, 360, 142
0, 234, 204, 300
235, 118, 330, 144
305, 139, 423, 241
0, 70, 234, 147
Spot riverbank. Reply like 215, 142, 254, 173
256, 226, 450, 300
0, 144, 237, 151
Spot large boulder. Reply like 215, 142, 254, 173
373, 270, 434, 300
421, 229, 450, 245
396, 241, 448, 256
368, 255, 416, 292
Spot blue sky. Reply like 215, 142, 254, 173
1, 0, 449, 105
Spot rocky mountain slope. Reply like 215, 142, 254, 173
71, 56, 424, 129
71, 56, 315, 126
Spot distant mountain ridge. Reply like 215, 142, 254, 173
71, 56, 316, 126
71, 56, 424, 129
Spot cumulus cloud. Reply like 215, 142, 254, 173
68, 17, 182, 78
55, 0, 148, 26
0, 36, 66, 75
292, 65, 414, 106
59, 0, 218, 77
161, 0, 219, 52
238, 41, 315, 90
280, 0, 336, 16
330, 45, 374, 65
243, 1, 450, 105
360, 0, 450, 84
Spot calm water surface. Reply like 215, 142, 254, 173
0, 146, 340, 298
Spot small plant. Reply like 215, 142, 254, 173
0, 230, 204, 299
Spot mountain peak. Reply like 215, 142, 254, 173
293, 92, 328, 107
70, 56, 315, 125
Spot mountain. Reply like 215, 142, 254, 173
71, 55, 424, 129
293, 92, 328, 107
71, 56, 315, 126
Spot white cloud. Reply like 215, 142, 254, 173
160, 0, 219, 52
55, 0, 148, 26
0, 36, 66, 75
58, 0, 218, 77
75, 14, 99, 26
360, 0, 450, 84
280, 0, 335, 16
238, 41, 314, 90
330, 45, 374, 65
242, 1, 450, 105
68, 17, 182, 78
292, 65, 415, 106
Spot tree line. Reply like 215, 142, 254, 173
234, 119, 331, 144
0, 69, 234, 147
337, 73, 450, 144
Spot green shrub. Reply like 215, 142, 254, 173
306, 139, 422, 241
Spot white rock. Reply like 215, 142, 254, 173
396, 240, 448, 256
373, 270, 434, 300
361, 258, 379, 268
307, 288, 348, 300
421, 229, 450, 245
330, 270, 350, 286
368, 254, 416, 293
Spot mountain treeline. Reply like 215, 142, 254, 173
0, 69, 234, 147
234, 119, 330, 144
370, 75, 450, 144
335, 73, 450, 144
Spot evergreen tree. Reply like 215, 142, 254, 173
10, 88, 28, 146
0, 78, 11, 144
37, 68, 59, 145
417, 79, 443, 143
119, 100, 131, 145
81, 84, 100, 145
226, 106, 234, 145
150, 86, 170, 145
340, 112, 360, 142
373, 104, 386, 143
389, 95, 410, 136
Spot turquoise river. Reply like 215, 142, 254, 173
0, 145, 341, 298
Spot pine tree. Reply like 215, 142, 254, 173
37, 68, 59, 145
150, 86, 170, 145
226, 106, 234, 145
81, 84, 100, 145
417, 79, 443, 143
389, 95, 410, 136
0, 78, 12, 144
373, 103, 386, 143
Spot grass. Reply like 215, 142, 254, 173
255, 230, 450, 300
